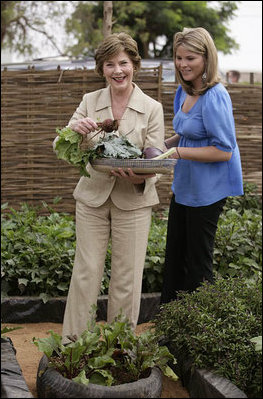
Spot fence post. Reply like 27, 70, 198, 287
249, 72, 254, 85
158, 64, 162, 102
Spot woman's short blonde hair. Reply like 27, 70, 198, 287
173, 27, 220, 95
95, 32, 141, 77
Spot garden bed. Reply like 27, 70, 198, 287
1, 294, 251, 398
1, 293, 161, 324
1, 322, 189, 398
171, 351, 248, 398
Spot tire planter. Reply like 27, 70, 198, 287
37, 354, 163, 398
1, 337, 34, 398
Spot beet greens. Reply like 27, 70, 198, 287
54, 121, 142, 177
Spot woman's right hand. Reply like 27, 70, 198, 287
70, 117, 98, 136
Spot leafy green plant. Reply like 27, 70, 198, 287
214, 182, 262, 283
54, 126, 142, 177
142, 210, 168, 292
1, 200, 76, 302
224, 182, 262, 214
213, 182, 262, 281
1, 325, 23, 337
33, 311, 178, 386
250, 336, 262, 353
214, 208, 262, 282
1, 181, 261, 299
54, 126, 90, 176
153, 276, 262, 398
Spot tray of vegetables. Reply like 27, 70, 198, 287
91, 158, 177, 174
54, 119, 177, 177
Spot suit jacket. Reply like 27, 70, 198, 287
68, 83, 165, 210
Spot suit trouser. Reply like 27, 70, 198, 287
62, 197, 152, 341
160, 195, 226, 304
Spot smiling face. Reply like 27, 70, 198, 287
103, 51, 134, 94
175, 45, 205, 90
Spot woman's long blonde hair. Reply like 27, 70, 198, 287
173, 27, 220, 95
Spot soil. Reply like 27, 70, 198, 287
2, 322, 190, 398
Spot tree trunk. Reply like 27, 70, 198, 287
142, 40, 150, 58
103, 1, 113, 38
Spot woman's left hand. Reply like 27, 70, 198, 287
110, 168, 156, 184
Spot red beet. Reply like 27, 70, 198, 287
86, 118, 119, 144
143, 147, 164, 159
97, 119, 119, 133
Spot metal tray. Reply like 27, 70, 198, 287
91, 158, 177, 174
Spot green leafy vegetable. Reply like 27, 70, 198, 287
1, 325, 23, 337
92, 133, 142, 159
54, 127, 92, 177
33, 311, 178, 386
54, 127, 142, 177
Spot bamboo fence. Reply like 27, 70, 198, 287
1, 67, 262, 215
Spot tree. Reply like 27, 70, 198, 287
1, 1, 69, 58
1, 1, 240, 60
65, 1, 240, 58
103, 1, 113, 38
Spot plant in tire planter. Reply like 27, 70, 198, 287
153, 276, 262, 398
33, 313, 178, 398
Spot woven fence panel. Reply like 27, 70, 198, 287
1, 72, 262, 215
226, 83, 262, 125
1, 67, 161, 214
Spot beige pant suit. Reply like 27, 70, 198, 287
61, 83, 165, 340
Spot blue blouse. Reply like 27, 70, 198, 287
171, 83, 243, 206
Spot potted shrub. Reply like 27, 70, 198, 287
33, 312, 178, 398
153, 276, 262, 398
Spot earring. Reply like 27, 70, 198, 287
202, 72, 207, 82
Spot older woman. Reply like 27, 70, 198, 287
160, 27, 243, 304
60, 32, 165, 341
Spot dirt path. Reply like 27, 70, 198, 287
2, 322, 189, 398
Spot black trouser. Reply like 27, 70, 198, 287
160, 195, 226, 304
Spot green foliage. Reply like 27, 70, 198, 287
1, 1, 68, 56
143, 182, 262, 291
1, 325, 23, 337
65, 1, 240, 58
142, 210, 168, 293
214, 208, 262, 281
214, 182, 262, 282
64, 1, 104, 57
1, 200, 76, 302
1, 182, 262, 299
54, 126, 93, 177
225, 182, 262, 214
153, 276, 262, 398
92, 133, 142, 159
2, 1, 240, 59
54, 127, 142, 177
250, 336, 262, 353
33, 312, 178, 386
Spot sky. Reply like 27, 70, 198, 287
217, 1, 262, 72
2, 1, 262, 73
